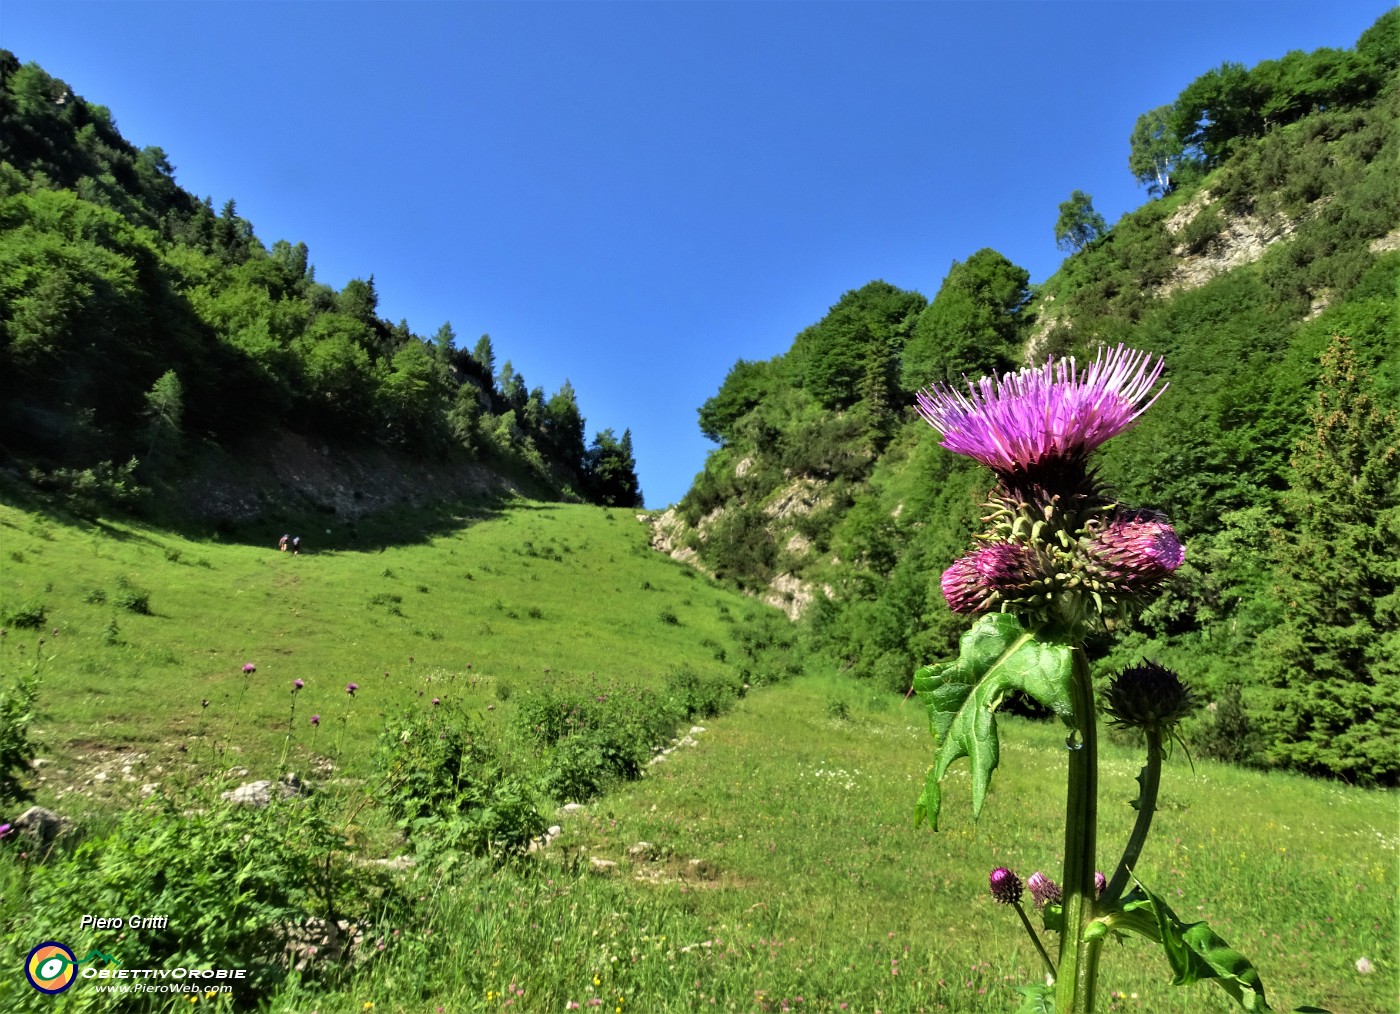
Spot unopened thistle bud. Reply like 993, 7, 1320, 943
989, 866, 1023, 905
942, 542, 1036, 614
1104, 659, 1199, 734
1026, 871, 1062, 909
1081, 510, 1184, 593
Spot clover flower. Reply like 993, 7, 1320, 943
989, 866, 1022, 905
915, 345, 1166, 477
1027, 871, 1062, 909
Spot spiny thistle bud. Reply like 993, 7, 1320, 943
941, 543, 1038, 614
1080, 510, 1184, 593
989, 866, 1023, 905
1103, 659, 1199, 734
1026, 871, 1062, 909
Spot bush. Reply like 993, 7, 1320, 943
2, 790, 376, 1003
1, 600, 46, 630
374, 703, 543, 863
514, 681, 685, 802
0, 670, 40, 808
665, 665, 741, 720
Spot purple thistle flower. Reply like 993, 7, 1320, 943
242, 663, 256, 674
1095, 871, 1107, 898
941, 542, 1035, 614
0, 823, 12, 840
1082, 510, 1184, 590
915, 345, 1166, 475
293, 679, 304, 691
345, 682, 359, 696
310, 714, 320, 726
432, 697, 441, 706
988, 866, 1022, 905
1026, 871, 1062, 909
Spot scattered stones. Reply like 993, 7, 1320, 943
557, 802, 586, 817
12, 806, 70, 849
528, 825, 565, 853
626, 841, 656, 860
284, 917, 364, 972
687, 858, 717, 881
588, 858, 619, 875
220, 774, 309, 808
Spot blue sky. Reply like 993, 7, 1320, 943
2, 1, 1391, 507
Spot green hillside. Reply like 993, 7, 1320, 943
0, 50, 642, 516
668, 11, 1400, 785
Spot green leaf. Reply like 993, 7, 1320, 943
1102, 881, 1273, 1011
1012, 983, 1055, 1014
913, 613, 1074, 829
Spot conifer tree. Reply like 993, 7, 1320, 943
1255, 335, 1400, 784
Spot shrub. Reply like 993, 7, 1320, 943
1, 600, 46, 630
374, 703, 543, 863
0, 670, 39, 808
665, 665, 740, 720
2, 790, 376, 1001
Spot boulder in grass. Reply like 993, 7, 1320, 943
12, 806, 70, 849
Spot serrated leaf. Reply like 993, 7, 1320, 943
913, 613, 1074, 829
1012, 983, 1055, 1014
1108, 883, 1272, 1011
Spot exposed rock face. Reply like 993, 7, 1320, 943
1155, 190, 1308, 297
182, 431, 519, 524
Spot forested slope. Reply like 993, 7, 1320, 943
0, 51, 643, 518
665, 11, 1400, 784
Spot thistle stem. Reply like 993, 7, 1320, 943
1055, 647, 1101, 1013
1013, 900, 1058, 981
1105, 729, 1163, 905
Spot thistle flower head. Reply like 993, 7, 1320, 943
310, 714, 320, 726
0, 823, 12, 840
941, 542, 1037, 614
1081, 510, 1184, 592
1095, 871, 1107, 898
293, 679, 304, 691
242, 663, 256, 674
345, 682, 359, 697
1104, 659, 1199, 734
988, 866, 1022, 905
1026, 871, 1062, 909
915, 345, 1166, 477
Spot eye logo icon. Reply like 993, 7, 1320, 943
25, 941, 78, 994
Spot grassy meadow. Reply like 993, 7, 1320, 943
0, 497, 1395, 1013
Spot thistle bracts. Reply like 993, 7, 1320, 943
1104, 659, 1199, 735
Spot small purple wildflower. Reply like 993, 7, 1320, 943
988, 866, 1022, 905
0, 823, 12, 840
1026, 871, 1062, 909
242, 663, 256, 674
1096, 871, 1107, 897
432, 697, 440, 706
345, 683, 359, 697
293, 679, 304, 691
915, 344, 1166, 475
310, 714, 320, 726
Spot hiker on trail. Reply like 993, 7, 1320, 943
279, 534, 289, 552
292, 536, 301, 555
